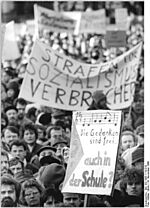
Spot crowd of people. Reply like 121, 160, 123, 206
1, 1, 144, 207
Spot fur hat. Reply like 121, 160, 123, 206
37, 146, 57, 156
39, 163, 65, 188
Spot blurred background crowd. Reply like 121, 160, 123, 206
1, 1, 144, 207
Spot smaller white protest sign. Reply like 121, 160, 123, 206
79, 9, 106, 34
62, 110, 122, 195
105, 30, 126, 48
34, 4, 77, 35
115, 8, 128, 30
2, 21, 21, 61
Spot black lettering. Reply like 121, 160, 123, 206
114, 86, 122, 104
31, 79, 41, 97
42, 48, 51, 62
49, 67, 62, 86
42, 84, 51, 101
54, 54, 63, 67
39, 64, 50, 80
74, 65, 85, 76
28, 57, 38, 75
114, 68, 124, 86
81, 91, 92, 107
124, 83, 129, 102
69, 90, 80, 106
124, 67, 130, 82
55, 88, 66, 104
105, 88, 113, 105
70, 77, 83, 88
81, 171, 89, 187
63, 59, 73, 74
104, 71, 113, 87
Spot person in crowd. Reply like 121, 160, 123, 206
9, 157, 24, 175
19, 178, 44, 207
5, 81, 20, 106
62, 192, 83, 207
120, 129, 137, 154
35, 124, 48, 145
88, 90, 109, 110
42, 185, 63, 207
4, 106, 19, 127
125, 92, 144, 130
1, 67, 14, 88
1, 175, 21, 207
26, 106, 37, 123
1, 150, 10, 176
15, 97, 32, 126
1, 112, 8, 131
2, 125, 20, 152
21, 123, 42, 163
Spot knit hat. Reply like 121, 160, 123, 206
40, 163, 65, 188
37, 146, 57, 156
4, 105, 18, 113
132, 146, 144, 165
92, 90, 106, 104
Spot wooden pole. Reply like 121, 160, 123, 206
83, 194, 88, 207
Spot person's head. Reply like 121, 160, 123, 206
7, 81, 19, 99
121, 131, 136, 151
2, 126, 19, 145
43, 186, 63, 207
9, 158, 24, 175
10, 140, 27, 161
21, 123, 38, 145
4, 106, 18, 124
1, 112, 8, 131
51, 110, 66, 124
120, 167, 143, 197
92, 90, 108, 109
26, 107, 37, 123
1, 82, 7, 101
62, 192, 81, 207
132, 146, 144, 170
62, 147, 70, 164
1, 176, 21, 206
20, 178, 44, 207
2, 68, 14, 83
132, 93, 144, 114
15, 98, 27, 120
135, 124, 144, 145
1, 150, 9, 176
35, 124, 46, 142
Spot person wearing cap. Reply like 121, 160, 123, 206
4, 105, 18, 127
19, 178, 44, 207
51, 110, 66, 125
131, 144, 144, 170
2, 125, 20, 152
36, 145, 61, 167
1, 175, 21, 207
88, 90, 109, 110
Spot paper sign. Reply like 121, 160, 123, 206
62, 110, 122, 195
19, 40, 142, 111
34, 4, 77, 35
105, 30, 126, 48
2, 21, 21, 61
79, 9, 106, 34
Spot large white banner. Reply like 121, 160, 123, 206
2, 21, 21, 61
19, 39, 142, 111
34, 4, 77, 35
62, 110, 122, 195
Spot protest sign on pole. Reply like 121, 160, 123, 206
2, 21, 21, 61
62, 110, 122, 195
105, 30, 126, 48
19, 39, 142, 111
79, 9, 106, 34
34, 4, 77, 36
